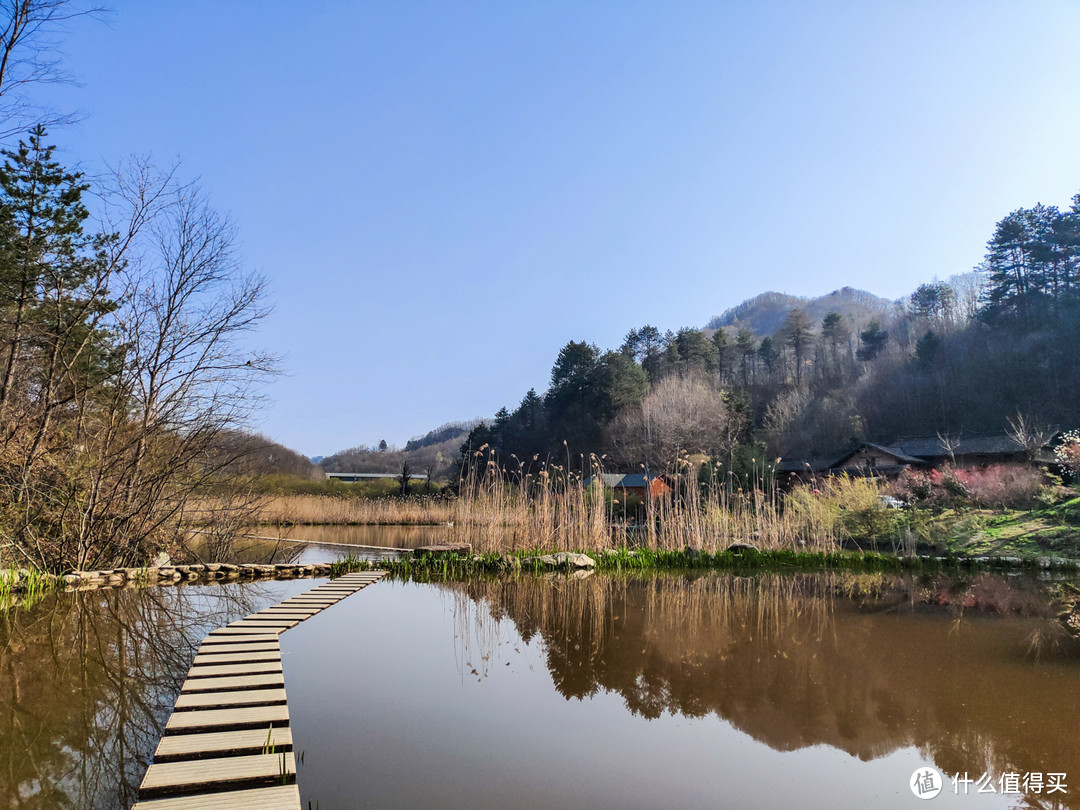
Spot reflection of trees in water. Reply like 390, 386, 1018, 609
442, 573, 1080, 808
0, 583, 276, 809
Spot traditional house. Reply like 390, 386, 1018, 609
584, 473, 673, 499
827, 442, 926, 478
883, 434, 1058, 468
778, 432, 1059, 483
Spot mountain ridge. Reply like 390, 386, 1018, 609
705, 286, 895, 337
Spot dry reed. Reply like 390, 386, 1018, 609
234, 451, 893, 554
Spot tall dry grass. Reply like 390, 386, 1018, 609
236, 451, 893, 554
248, 495, 456, 526
446, 451, 887, 553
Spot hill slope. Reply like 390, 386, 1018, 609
706, 287, 894, 336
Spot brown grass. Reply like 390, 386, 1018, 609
227, 454, 895, 554
247, 494, 456, 526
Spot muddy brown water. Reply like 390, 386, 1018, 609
1, 535, 1077, 808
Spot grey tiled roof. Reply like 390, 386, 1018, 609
885, 434, 1028, 459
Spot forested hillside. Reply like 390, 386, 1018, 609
321, 421, 476, 479
463, 194, 1080, 474
706, 288, 893, 337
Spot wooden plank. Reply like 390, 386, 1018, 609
133, 785, 300, 810
210, 626, 287, 636
243, 613, 313, 621
201, 633, 280, 645
165, 703, 289, 733
175, 688, 288, 710
256, 607, 322, 614
187, 662, 283, 678
192, 651, 281, 666
221, 625, 295, 634
182, 673, 285, 694
195, 642, 280, 655
154, 727, 293, 762
139, 752, 295, 797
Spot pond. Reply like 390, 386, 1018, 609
222, 523, 450, 564
1, 537, 1078, 808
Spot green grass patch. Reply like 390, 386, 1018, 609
327, 546, 1080, 582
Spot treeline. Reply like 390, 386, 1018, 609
466, 193, 1080, 473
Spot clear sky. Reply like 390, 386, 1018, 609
31, 1, 1080, 456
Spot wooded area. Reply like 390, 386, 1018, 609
463, 195, 1080, 480
0, 2, 278, 572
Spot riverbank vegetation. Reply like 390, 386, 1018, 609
258, 456, 1080, 561
0, 6, 280, 574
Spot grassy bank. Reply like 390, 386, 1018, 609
253, 474, 1080, 560
329, 546, 1080, 581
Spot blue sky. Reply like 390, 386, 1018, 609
31, 1, 1080, 456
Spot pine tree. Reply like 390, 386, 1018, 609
782, 309, 814, 388
0, 126, 115, 425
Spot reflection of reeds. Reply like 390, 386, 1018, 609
443, 573, 840, 684
435, 571, 1080, 790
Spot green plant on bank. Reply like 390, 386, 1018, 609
328, 547, 1080, 582
0, 567, 56, 610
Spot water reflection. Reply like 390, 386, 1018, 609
0, 581, 306, 809
440, 572, 1080, 807
257, 523, 449, 549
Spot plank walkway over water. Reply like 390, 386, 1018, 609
132, 571, 385, 809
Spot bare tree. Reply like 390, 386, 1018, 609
1006, 411, 1057, 462
0, 0, 106, 139
611, 374, 737, 473
936, 431, 960, 466
0, 155, 278, 572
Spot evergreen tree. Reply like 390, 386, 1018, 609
856, 320, 888, 361
782, 308, 814, 388
620, 324, 663, 382
674, 327, 718, 374
820, 311, 851, 380
0, 126, 116, 426
711, 328, 731, 383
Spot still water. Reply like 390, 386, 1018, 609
1, 541, 1077, 808
283, 572, 1080, 809
225, 523, 449, 564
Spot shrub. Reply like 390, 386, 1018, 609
1055, 430, 1080, 476
950, 465, 1043, 509
896, 465, 1045, 510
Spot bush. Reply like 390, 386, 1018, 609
787, 476, 902, 545
949, 465, 1043, 509
895, 465, 1045, 510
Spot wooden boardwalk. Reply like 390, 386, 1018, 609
132, 571, 385, 809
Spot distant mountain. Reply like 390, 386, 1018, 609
403, 420, 478, 452
321, 420, 481, 479
706, 287, 895, 337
